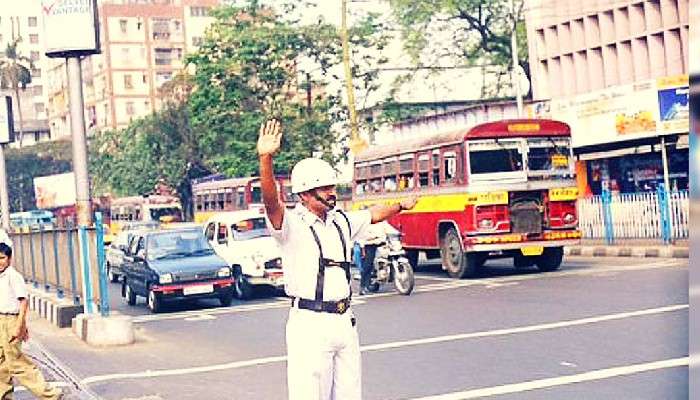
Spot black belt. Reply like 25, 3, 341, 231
292, 297, 351, 314
0, 312, 18, 316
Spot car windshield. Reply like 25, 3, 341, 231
526, 137, 572, 176
148, 230, 214, 260
231, 217, 269, 241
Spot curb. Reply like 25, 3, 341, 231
565, 246, 689, 259
26, 286, 83, 329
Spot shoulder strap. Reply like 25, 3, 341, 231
336, 209, 352, 238
308, 225, 326, 303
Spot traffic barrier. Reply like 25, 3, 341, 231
577, 190, 689, 243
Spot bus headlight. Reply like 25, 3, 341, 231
217, 267, 232, 278
479, 219, 495, 229
159, 273, 173, 284
563, 213, 576, 224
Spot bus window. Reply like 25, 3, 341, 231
195, 195, 203, 211
225, 190, 234, 210
443, 150, 459, 184
398, 154, 414, 191
217, 192, 225, 210
418, 154, 430, 188
432, 151, 440, 186
251, 186, 262, 203
236, 187, 245, 209
217, 223, 228, 244
383, 158, 398, 192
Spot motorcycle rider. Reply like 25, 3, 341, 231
358, 220, 399, 295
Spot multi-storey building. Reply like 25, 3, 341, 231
0, 0, 51, 147
47, 0, 218, 139
524, 0, 690, 195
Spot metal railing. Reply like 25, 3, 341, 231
9, 212, 110, 315
577, 189, 689, 244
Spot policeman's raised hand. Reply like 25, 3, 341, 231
399, 196, 418, 211
257, 119, 282, 157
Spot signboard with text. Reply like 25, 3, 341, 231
657, 75, 689, 135
42, 0, 100, 57
0, 96, 14, 144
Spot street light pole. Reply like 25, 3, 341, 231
341, 0, 367, 154
66, 57, 93, 227
510, 0, 523, 118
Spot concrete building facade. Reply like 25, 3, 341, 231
47, 0, 218, 140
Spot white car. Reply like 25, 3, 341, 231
204, 210, 284, 299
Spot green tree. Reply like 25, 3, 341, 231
389, 0, 528, 98
0, 38, 33, 148
187, 1, 389, 176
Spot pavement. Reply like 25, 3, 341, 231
566, 238, 689, 258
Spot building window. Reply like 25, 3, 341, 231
32, 85, 43, 95
120, 19, 127, 33
152, 18, 171, 40
124, 74, 133, 89
30, 51, 39, 61
190, 6, 210, 17
172, 19, 181, 32
154, 48, 172, 65
31, 68, 41, 78
28, 17, 37, 27
126, 101, 135, 115
29, 34, 38, 44
34, 103, 45, 113
155, 71, 172, 86
142, 73, 147, 84
192, 36, 204, 46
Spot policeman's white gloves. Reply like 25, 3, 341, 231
398, 196, 418, 211
257, 119, 283, 157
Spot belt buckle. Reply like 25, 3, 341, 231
336, 300, 346, 313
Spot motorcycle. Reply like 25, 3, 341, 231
364, 233, 415, 295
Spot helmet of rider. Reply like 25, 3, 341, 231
290, 157, 338, 194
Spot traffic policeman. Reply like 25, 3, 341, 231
257, 120, 417, 400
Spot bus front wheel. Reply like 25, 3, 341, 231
441, 228, 482, 279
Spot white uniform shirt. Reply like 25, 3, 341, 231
0, 267, 28, 314
358, 221, 399, 246
0, 229, 13, 249
268, 204, 371, 301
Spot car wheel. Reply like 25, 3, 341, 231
219, 290, 234, 307
233, 271, 254, 300
125, 282, 136, 306
107, 264, 119, 283
147, 288, 163, 313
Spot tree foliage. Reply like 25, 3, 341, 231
389, 0, 528, 98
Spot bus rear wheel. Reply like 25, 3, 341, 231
536, 247, 564, 272
441, 228, 482, 279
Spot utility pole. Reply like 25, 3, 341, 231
0, 96, 13, 230
341, 0, 367, 154
0, 145, 9, 230
510, 0, 523, 118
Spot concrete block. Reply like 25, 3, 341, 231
53, 303, 82, 328
592, 247, 608, 257
672, 248, 689, 258
644, 248, 660, 257
617, 248, 632, 257
73, 314, 134, 347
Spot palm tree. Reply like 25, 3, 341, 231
0, 38, 33, 148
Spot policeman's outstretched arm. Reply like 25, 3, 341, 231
369, 196, 418, 223
257, 120, 285, 229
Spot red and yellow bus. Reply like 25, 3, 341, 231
110, 194, 183, 235
352, 119, 581, 278
192, 176, 293, 224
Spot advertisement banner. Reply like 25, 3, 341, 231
0, 96, 14, 144
34, 172, 77, 209
657, 75, 689, 135
42, 0, 100, 57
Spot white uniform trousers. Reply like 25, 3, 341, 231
286, 306, 361, 400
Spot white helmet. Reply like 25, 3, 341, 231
291, 158, 338, 194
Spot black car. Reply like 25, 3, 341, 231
120, 228, 235, 313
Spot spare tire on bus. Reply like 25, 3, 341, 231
441, 228, 483, 279
535, 247, 564, 272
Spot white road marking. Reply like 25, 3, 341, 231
81, 304, 687, 385
183, 314, 216, 321
559, 361, 578, 367
132, 259, 685, 323
402, 357, 688, 400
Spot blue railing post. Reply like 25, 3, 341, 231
601, 189, 614, 245
66, 223, 80, 306
17, 233, 24, 276
95, 212, 110, 317
53, 230, 63, 299
657, 184, 671, 245
79, 225, 95, 314
39, 224, 49, 292
28, 228, 37, 288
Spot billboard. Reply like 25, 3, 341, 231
0, 96, 14, 144
657, 75, 689, 134
42, 0, 100, 57
34, 172, 77, 209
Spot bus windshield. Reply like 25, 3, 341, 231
526, 137, 572, 176
149, 207, 181, 222
468, 139, 524, 175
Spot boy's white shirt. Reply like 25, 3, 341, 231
0, 267, 28, 314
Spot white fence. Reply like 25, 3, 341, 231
577, 190, 689, 241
